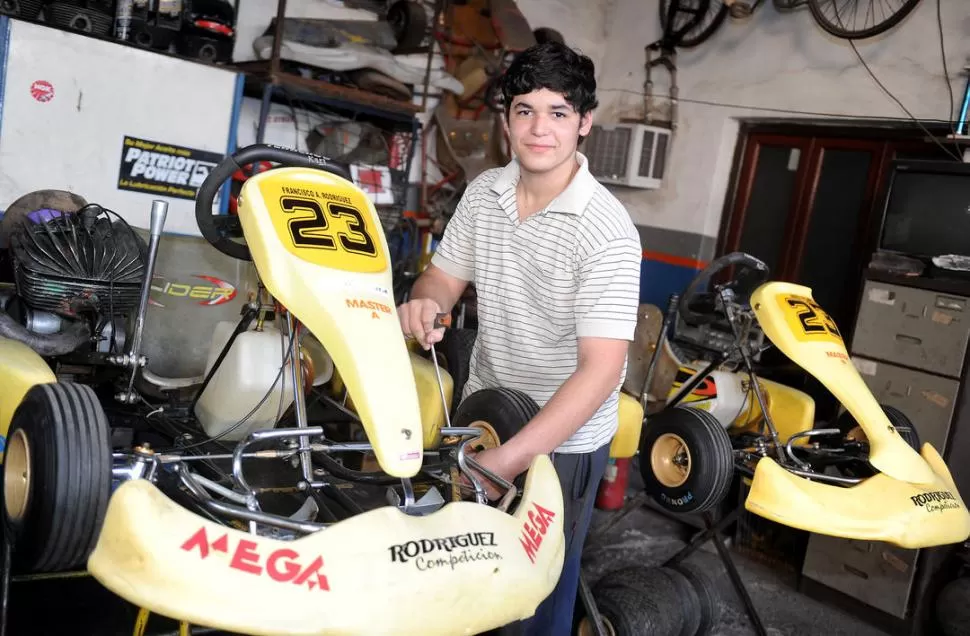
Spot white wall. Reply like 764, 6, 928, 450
0, 19, 238, 236
595, 1, 969, 253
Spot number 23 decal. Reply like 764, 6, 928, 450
280, 196, 377, 257
786, 297, 841, 339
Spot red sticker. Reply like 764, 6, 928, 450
30, 80, 54, 103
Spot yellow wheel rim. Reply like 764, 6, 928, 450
577, 616, 616, 636
451, 420, 502, 503
650, 432, 691, 488
5, 429, 31, 523
468, 420, 501, 451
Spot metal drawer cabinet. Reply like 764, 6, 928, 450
850, 356, 960, 453
801, 533, 919, 619
851, 281, 970, 379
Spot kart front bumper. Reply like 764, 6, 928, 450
745, 441, 970, 549
87, 455, 565, 636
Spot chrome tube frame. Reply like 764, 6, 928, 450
784, 428, 842, 470
174, 464, 327, 534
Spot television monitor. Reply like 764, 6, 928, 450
878, 160, 970, 260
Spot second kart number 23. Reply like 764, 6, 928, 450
281, 196, 377, 257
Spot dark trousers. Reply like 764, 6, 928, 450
503, 442, 611, 636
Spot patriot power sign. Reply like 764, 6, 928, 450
118, 135, 223, 200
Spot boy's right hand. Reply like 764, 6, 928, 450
397, 298, 446, 350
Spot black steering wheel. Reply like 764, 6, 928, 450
195, 144, 352, 261
678, 252, 770, 325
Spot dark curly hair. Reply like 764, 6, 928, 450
499, 41, 598, 119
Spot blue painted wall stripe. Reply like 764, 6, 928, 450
219, 71, 246, 215
639, 257, 701, 310
0, 16, 11, 145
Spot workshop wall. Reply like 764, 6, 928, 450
0, 17, 239, 237
231, 0, 614, 206
595, 0, 969, 308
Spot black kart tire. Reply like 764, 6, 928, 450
671, 560, 722, 636
936, 575, 970, 636
438, 327, 477, 415
3, 383, 111, 573
452, 386, 539, 445
835, 404, 921, 478
640, 406, 734, 515
452, 387, 539, 492
589, 566, 687, 635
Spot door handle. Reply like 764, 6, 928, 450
895, 334, 922, 346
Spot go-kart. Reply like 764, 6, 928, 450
0, 144, 569, 636
636, 252, 970, 549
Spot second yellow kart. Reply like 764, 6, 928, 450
637, 252, 970, 549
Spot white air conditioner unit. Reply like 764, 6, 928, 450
583, 123, 670, 189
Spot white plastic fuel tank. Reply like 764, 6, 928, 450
666, 365, 753, 429
194, 320, 296, 441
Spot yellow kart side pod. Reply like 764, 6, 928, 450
745, 441, 970, 549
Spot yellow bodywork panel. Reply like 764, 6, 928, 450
732, 376, 815, 446
0, 337, 56, 451
745, 442, 970, 548
610, 392, 643, 459
331, 352, 453, 450
237, 168, 423, 478
751, 281, 935, 485
88, 455, 565, 636
409, 353, 453, 449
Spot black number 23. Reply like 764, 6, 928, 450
280, 196, 377, 257
787, 297, 841, 339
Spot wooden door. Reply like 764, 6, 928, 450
718, 127, 957, 420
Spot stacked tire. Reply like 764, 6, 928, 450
578, 563, 721, 636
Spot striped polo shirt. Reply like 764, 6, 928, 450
431, 152, 642, 453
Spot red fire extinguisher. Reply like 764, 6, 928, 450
595, 457, 631, 511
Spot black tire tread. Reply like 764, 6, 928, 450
592, 569, 684, 635
640, 406, 734, 514
671, 560, 722, 635
453, 386, 540, 443
666, 566, 702, 636
439, 327, 477, 414
686, 407, 734, 512
4, 382, 111, 572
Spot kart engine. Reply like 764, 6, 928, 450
0, 204, 146, 357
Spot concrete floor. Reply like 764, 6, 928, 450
580, 492, 892, 636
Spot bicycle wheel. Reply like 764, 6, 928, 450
658, 0, 729, 48
808, 0, 922, 39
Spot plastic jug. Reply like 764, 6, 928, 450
194, 321, 296, 441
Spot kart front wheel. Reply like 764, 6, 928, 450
2, 382, 111, 573
835, 404, 921, 478
452, 387, 539, 494
453, 386, 539, 449
640, 406, 734, 515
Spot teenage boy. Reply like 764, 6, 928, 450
398, 40, 642, 634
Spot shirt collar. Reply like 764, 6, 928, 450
490, 152, 597, 216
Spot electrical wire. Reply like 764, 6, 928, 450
597, 87, 956, 125
935, 0, 963, 158
845, 31, 962, 162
